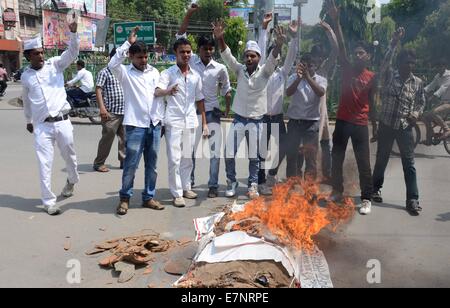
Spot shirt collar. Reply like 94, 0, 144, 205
245, 65, 261, 77
129, 63, 153, 73
394, 70, 415, 83
442, 70, 450, 77
195, 57, 217, 68
176, 64, 194, 76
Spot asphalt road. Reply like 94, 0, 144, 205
1, 82, 449, 288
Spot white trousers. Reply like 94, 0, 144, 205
33, 119, 79, 206
165, 126, 196, 198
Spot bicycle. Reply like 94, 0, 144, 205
388, 114, 450, 156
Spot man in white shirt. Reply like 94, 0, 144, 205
66, 60, 94, 103
256, 17, 299, 194
176, 4, 232, 198
155, 38, 207, 208
286, 54, 328, 180
109, 27, 165, 215
22, 23, 80, 216
422, 60, 450, 144
212, 20, 284, 199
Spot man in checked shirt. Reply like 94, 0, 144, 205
372, 28, 426, 216
93, 48, 125, 173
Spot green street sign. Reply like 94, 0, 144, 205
114, 21, 156, 45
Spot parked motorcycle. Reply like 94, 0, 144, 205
66, 89, 101, 124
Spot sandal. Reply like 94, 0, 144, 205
94, 165, 110, 173
116, 199, 129, 215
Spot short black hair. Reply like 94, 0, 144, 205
129, 41, 148, 55
354, 40, 373, 55
311, 44, 324, 58
109, 48, 117, 59
173, 38, 192, 52
300, 53, 319, 66
0, 63, 3, 68
397, 49, 417, 65
76, 60, 85, 68
197, 36, 215, 49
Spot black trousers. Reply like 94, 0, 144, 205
286, 119, 320, 180
258, 114, 288, 184
373, 123, 419, 201
0, 80, 7, 94
331, 120, 373, 200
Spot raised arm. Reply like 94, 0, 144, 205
380, 27, 405, 85
262, 25, 285, 77
178, 4, 199, 37
319, 20, 339, 78
54, 22, 79, 71
258, 12, 272, 64
281, 19, 300, 77
213, 20, 242, 74
327, 0, 349, 66
108, 26, 139, 81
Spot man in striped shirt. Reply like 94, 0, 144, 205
93, 48, 125, 172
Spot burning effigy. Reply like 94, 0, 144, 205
175, 178, 355, 288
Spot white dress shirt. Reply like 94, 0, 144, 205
108, 41, 164, 128
157, 65, 204, 129
221, 47, 277, 119
189, 55, 231, 112
67, 67, 94, 93
425, 70, 450, 101
286, 73, 328, 121
175, 33, 232, 112
267, 39, 298, 115
22, 32, 80, 124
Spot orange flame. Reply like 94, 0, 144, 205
231, 178, 355, 251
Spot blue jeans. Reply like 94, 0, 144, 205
225, 114, 262, 187
191, 111, 222, 188
120, 124, 161, 202
66, 88, 89, 104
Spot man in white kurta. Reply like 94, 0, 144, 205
22, 24, 80, 215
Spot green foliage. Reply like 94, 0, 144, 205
187, 34, 198, 53
321, 0, 372, 48
383, 0, 446, 43
191, 0, 228, 24
224, 17, 247, 58
403, 0, 450, 79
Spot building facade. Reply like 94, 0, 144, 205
0, 0, 21, 74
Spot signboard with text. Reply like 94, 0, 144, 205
114, 22, 156, 45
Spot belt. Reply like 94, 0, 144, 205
45, 114, 69, 123
265, 114, 284, 120
289, 119, 318, 124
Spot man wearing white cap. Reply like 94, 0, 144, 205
212, 20, 285, 199
21, 21, 80, 215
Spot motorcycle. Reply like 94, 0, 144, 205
66, 88, 101, 124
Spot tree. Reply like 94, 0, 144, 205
224, 17, 247, 58
320, 0, 372, 49
404, 0, 450, 75
383, 0, 446, 43
190, 0, 228, 25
